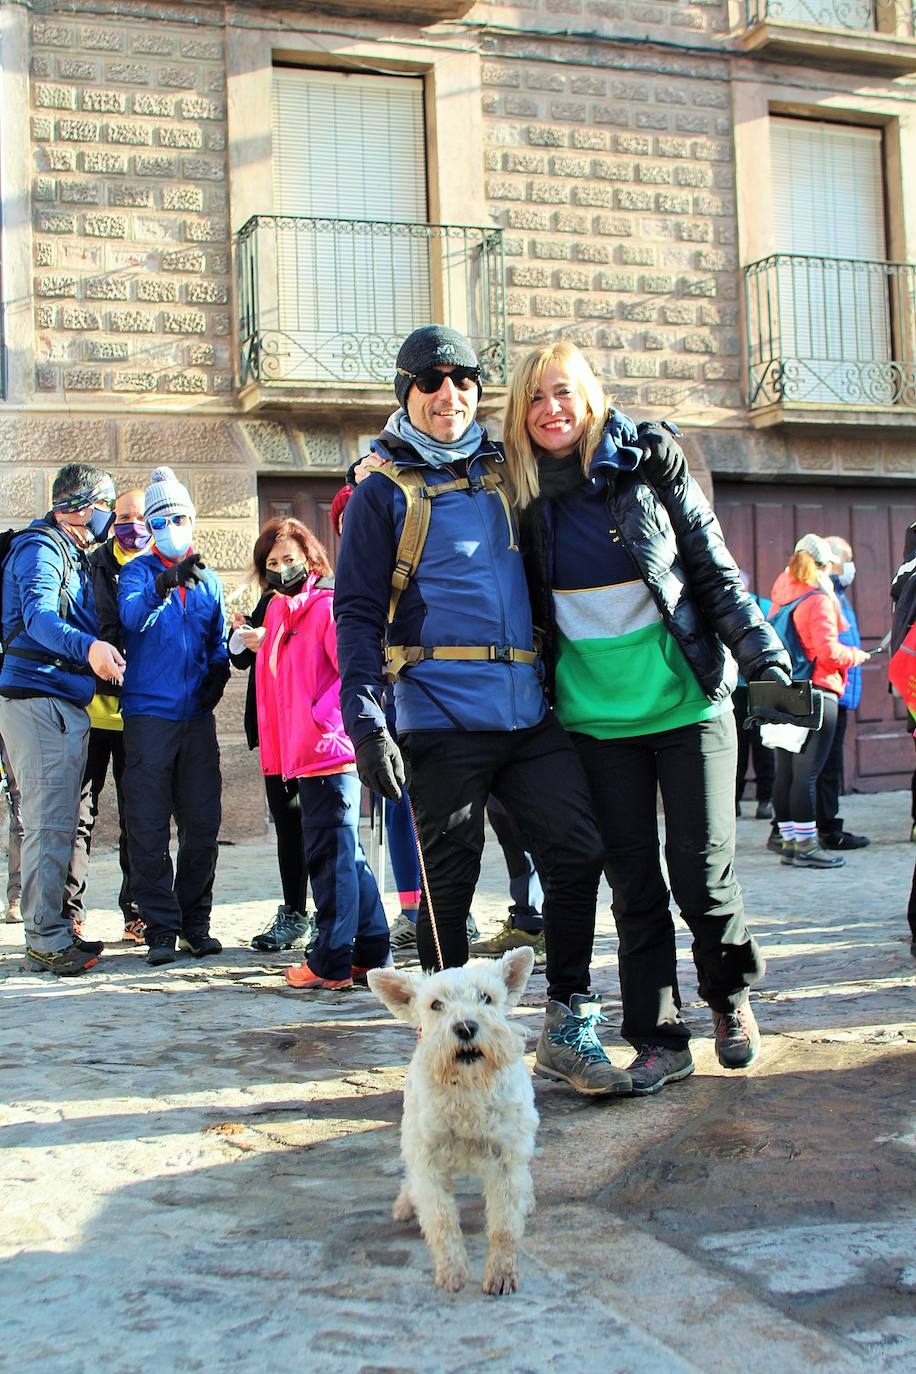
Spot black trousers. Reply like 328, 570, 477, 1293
733, 685, 775, 804
773, 692, 839, 825
122, 714, 221, 941
401, 713, 604, 1006
815, 705, 849, 834
63, 727, 133, 924
573, 713, 764, 1050
264, 773, 307, 912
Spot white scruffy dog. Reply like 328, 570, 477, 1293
367, 946, 538, 1295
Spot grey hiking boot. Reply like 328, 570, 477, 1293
251, 906, 312, 952
712, 1002, 761, 1069
626, 1043, 695, 1096
535, 995, 631, 1096
389, 912, 418, 954
791, 838, 844, 869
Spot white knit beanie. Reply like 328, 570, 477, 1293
793, 533, 831, 567
144, 466, 195, 522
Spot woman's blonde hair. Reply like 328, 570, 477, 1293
788, 551, 820, 587
503, 341, 611, 509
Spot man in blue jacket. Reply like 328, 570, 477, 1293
118, 466, 229, 966
0, 463, 125, 975
816, 536, 870, 850
335, 325, 630, 1097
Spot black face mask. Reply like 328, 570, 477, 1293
265, 562, 307, 595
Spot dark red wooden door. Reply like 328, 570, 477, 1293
714, 479, 915, 792
257, 476, 345, 565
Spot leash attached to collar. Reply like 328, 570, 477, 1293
406, 794, 444, 973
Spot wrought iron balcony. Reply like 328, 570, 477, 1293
236, 215, 507, 401
745, 254, 916, 421
739, 1, 916, 68
745, 0, 914, 30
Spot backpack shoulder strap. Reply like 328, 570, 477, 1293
371, 462, 433, 623
1, 525, 77, 652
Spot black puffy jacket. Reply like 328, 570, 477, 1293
520, 420, 791, 705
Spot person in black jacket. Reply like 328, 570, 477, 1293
504, 342, 791, 1095
228, 529, 314, 954
890, 530, 916, 955
62, 487, 147, 945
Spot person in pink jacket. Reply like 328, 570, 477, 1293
250, 517, 390, 989
768, 534, 869, 870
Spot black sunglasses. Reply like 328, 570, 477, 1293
399, 365, 481, 394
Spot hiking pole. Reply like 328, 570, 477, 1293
406, 794, 444, 972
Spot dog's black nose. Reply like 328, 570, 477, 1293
453, 1019, 478, 1042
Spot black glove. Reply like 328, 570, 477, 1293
637, 421, 688, 486
355, 728, 406, 802
197, 661, 231, 713
155, 554, 207, 599
758, 663, 792, 687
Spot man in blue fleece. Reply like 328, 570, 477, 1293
0, 463, 124, 976
118, 466, 229, 966
334, 325, 631, 1097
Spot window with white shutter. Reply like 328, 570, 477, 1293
770, 117, 892, 402
269, 66, 430, 383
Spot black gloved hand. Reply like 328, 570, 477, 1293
637, 421, 688, 486
758, 663, 792, 687
355, 728, 405, 802
155, 553, 207, 599
197, 660, 231, 713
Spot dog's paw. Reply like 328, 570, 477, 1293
392, 1189, 415, 1223
482, 1263, 518, 1296
434, 1265, 469, 1293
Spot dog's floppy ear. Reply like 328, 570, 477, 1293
499, 945, 535, 1006
366, 967, 420, 1025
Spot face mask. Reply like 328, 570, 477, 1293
114, 521, 151, 553
265, 562, 308, 595
154, 524, 194, 560
838, 560, 856, 588
86, 507, 115, 544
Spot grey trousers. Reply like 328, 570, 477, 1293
0, 730, 23, 905
0, 695, 89, 953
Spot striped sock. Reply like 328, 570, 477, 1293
777, 821, 796, 843
795, 820, 817, 846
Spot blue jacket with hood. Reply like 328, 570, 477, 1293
0, 518, 98, 707
118, 546, 228, 721
334, 423, 546, 744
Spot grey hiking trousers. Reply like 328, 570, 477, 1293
0, 695, 89, 953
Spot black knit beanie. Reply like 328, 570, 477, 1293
394, 325, 480, 409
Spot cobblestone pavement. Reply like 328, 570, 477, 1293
1, 792, 914, 1374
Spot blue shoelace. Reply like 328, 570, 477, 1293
550, 1008, 608, 1064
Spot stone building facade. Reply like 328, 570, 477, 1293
2, 0, 915, 833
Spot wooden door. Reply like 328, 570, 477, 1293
714, 479, 915, 792
257, 476, 345, 566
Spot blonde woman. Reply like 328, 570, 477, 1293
504, 342, 790, 1093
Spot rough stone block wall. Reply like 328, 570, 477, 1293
29, 12, 230, 399
482, 35, 739, 419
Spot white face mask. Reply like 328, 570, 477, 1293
838, 560, 856, 588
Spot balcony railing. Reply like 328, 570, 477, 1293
236, 215, 507, 391
745, 254, 916, 411
745, 1, 915, 32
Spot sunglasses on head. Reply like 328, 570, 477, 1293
148, 514, 190, 531
399, 365, 481, 395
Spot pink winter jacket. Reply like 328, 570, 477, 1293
255, 576, 355, 779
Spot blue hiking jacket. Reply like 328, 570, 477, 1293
334, 426, 546, 743
834, 580, 862, 710
0, 518, 98, 706
118, 547, 228, 721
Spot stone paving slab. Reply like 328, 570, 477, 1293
1, 791, 914, 1373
